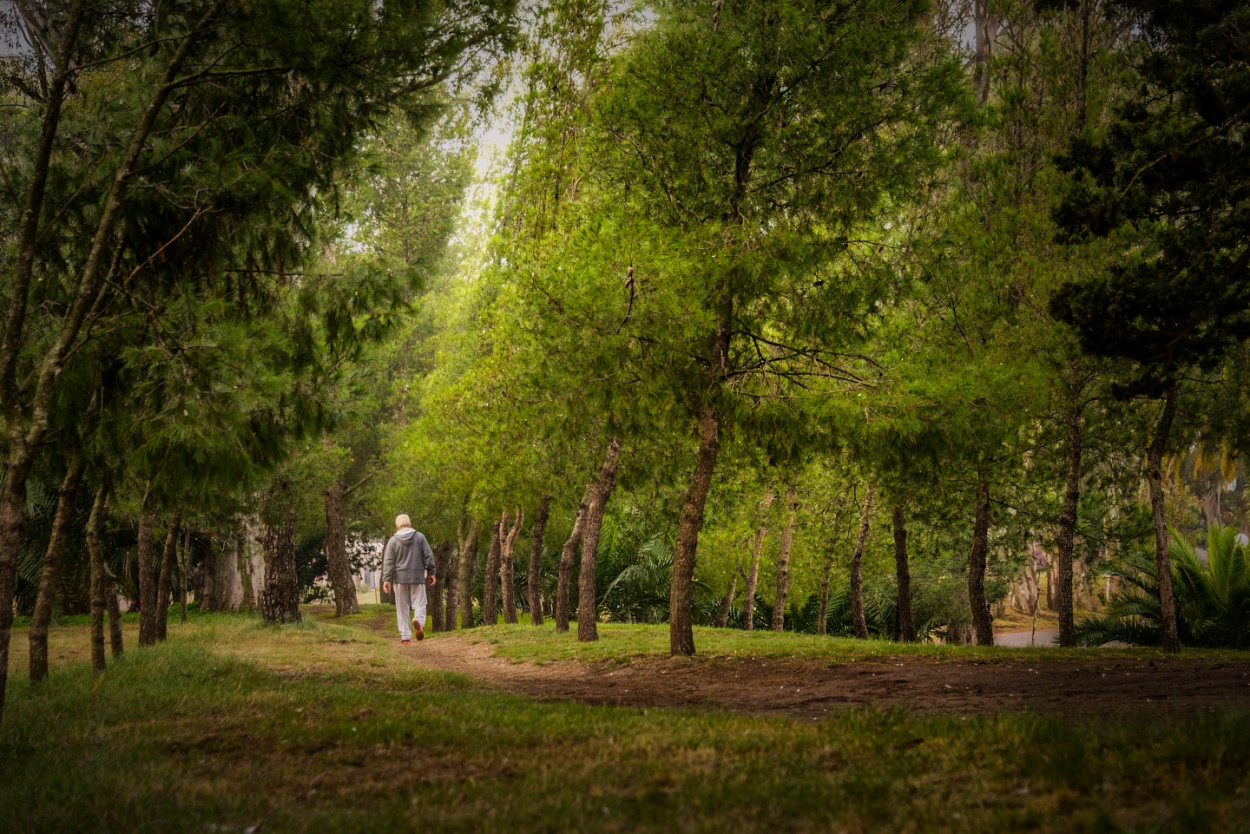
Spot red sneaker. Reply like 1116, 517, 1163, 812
401, 638, 410, 645
412, 619, 425, 641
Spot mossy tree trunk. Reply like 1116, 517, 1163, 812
527, 494, 550, 625
555, 498, 587, 633
29, 450, 85, 683
578, 438, 622, 643
87, 479, 111, 673
968, 466, 995, 646
671, 406, 720, 656
156, 514, 181, 641
483, 517, 502, 625
261, 481, 300, 624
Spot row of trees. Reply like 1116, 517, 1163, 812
5, 0, 1248, 723
376, 0, 1250, 657
0, 0, 515, 720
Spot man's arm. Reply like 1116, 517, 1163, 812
381, 537, 396, 592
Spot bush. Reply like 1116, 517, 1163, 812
1076, 524, 1250, 649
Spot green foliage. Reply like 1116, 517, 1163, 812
1077, 525, 1250, 649
1051, 0, 1250, 393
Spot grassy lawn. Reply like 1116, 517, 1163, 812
1, 608, 1247, 833
447, 615, 1237, 665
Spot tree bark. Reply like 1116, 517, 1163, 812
137, 494, 159, 647
0, 0, 84, 714
850, 483, 876, 639
0, 2, 235, 719
1147, 386, 1181, 653
29, 450, 86, 683
260, 482, 300, 624
87, 480, 111, 673
968, 465, 995, 646
973, 0, 998, 102
893, 503, 916, 642
443, 536, 459, 630
427, 542, 447, 631
715, 570, 738, 628
502, 506, 523, 625
156, 514, 181, 641
179, 528, 190, 623
527, 494, 551, 625
743, 484, 774, 632
323, 478, 360, 617
238, 515, 260, 612
555, 497, 588, 633
483, 516, 502, 625
771, 485, 798, 632
105, 566, 124, 660
457, 519, 479, 629
579, 438, 623, 643
670, 405, 720, 656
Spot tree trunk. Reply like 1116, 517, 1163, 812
260, 483, 300, 624
502, 506, 523, 625
968, 465, 995, 646
137, 494, 159, 647
1147, 386, 1181, 653
743, 484, 775, 632
483, 516, 502, 625
771, 485, 798, 632
238, 515, 261, 612
715, 570, 738, 628
555, 497, 588, 633
457, 519, 479, 629
850, 483, 876, 640
893, 503, 915, 642
429, 542, 451, 632
1045, 559, 1054, 611
30, 451, 86, 683
973, 0, 998, 102
444, 536, 459, 629
323, 479, 360, 617
579, 438, 623, 643
816, 552, 834, 636
0, 456, 35, 719
104, 557, 124, 659
87, 480, 111, 673
156, 514, 181, 641
179, 528, 190, 623
527, 494, 550, 625
670, 405, 720, 656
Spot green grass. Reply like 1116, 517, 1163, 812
454, 617, 1249, 665
2, 609, 1248, 833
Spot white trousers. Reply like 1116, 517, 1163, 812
394, 583, 428, 640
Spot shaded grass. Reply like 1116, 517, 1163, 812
445, 618, 1250, 666
2, 611, 1248, 833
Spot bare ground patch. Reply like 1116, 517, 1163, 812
374, 621, 1250, 720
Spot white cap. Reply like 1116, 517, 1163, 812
395, 514, 411, 528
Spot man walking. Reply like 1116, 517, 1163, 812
381, 514, 438, 644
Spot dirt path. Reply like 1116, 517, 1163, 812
390, 628, 1250, 720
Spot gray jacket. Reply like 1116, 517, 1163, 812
382, 527, 436, 585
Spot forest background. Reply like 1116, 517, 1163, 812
2, 0, 1250, 725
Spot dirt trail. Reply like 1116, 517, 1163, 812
392, 628, 1250, 720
